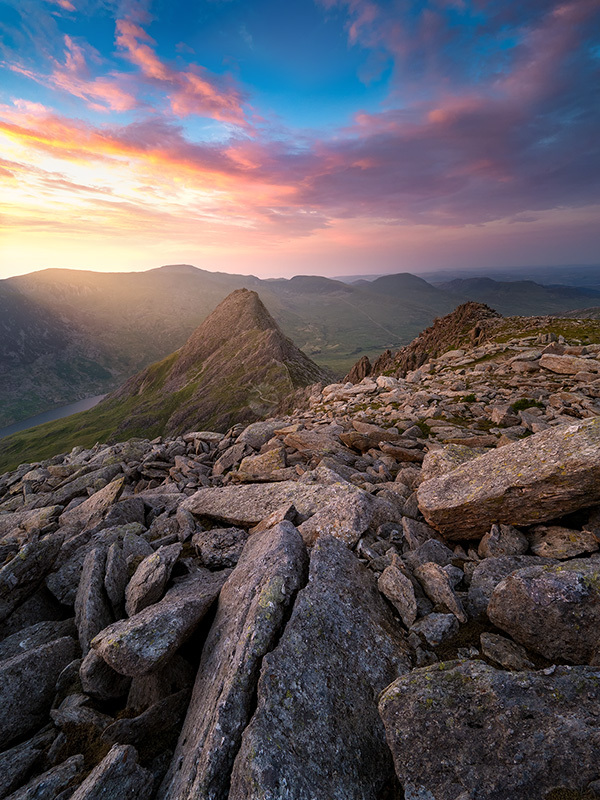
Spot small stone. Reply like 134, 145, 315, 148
410, 613, 458, 647
529, 525, 598, 559
480, 632, 534, 670
414, 562, 467, 622
125, 543, 182, 617
378, 565, 418, 627
478, 524, 529, 558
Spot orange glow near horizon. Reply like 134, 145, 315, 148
1, 0, 598, 280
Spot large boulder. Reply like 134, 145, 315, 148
487, 557, 600, 663
417, 418, 600, 538
379, 660, 600, 800
69, 744, 153, 800
159, 521, 308, 800
0, 636, 77, 748
0, 535, 63, 622
182, 480, 394, 541
467, 555, 557, 620
229, 536, 411, 800
91, 570, 227, 676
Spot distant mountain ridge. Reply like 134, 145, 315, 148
2, 264, 600, 428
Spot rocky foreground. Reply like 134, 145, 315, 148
0, 323, 600, 799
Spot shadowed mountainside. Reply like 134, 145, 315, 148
0, 289, 329, 471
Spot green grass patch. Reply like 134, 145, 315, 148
510, 398, 545, 413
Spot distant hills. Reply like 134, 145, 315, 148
2, 263, 600, 428
0, 289, 329, 470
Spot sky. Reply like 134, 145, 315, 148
0, 0, 599, 280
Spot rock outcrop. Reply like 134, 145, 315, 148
1, 308, 600, 798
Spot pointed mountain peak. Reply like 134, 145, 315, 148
107, 289, 329, 438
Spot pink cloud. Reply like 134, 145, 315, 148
8, 35, 137, 113
115, 19, 248, 124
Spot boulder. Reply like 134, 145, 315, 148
236, 420, 284, 449
0, 535, 63, 622
0, 507, 61, 543
159, 521, 308, 800
6, 754, 84, 800
79, 650, 131, 701
0, 636, 77, 747
297, 489, 395, 548
379, 660, 600, 800
102, 689, 189, 749
58, 477, 125, 531
69, 745, 153, 800
182, 480, 390, 530
0, 618, 75, 662
74, 547, 113, 654
229, 537, 410, 800
417, 418, 600, 538
91, 570, 227, 676
125, 543, 182, 617
0, 731, 54, 798
487, 558, 600, 663
529, 525, 598, 559
540, 353, 600, 374
467, 555, 557, 620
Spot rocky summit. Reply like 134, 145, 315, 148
1, 303, 600, 800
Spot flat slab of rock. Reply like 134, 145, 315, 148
92, 570, 227, 676
0, 618, 75, 662
540, 353, 600, 374
229, 536, 411, 800
0, 636, 77, 748
69, 744, 153, 800
59, 477, 125, 531
529, 525, 598, 559
487, 558, 600, 663
159, 521, 308, 800
379, 660, 600, 800
417, 418, 600, 538
0, 507, 61, 543
182, 480, 388, 530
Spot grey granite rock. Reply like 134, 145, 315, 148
74, 547, 113, 654
487, 558, 600, 663
467, 555, 557, 620
159, 521, 308, 800
69, 745, 153, 800
0, 535, 63, 622
5, 754, 84, 800
417, 418, 600, 538
229, 536, 410, 800
0, 636, 77, 748
379, 660, 600, 800
92, 570, 227, 676
0, 619, 75, 662
124, 543, 181, 617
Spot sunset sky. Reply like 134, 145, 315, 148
0, 0, 599, 279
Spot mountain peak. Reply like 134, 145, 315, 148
107, 289, 328, 437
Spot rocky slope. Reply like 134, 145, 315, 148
0, 312, 599, 798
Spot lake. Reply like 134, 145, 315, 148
0, 395, 106, 440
